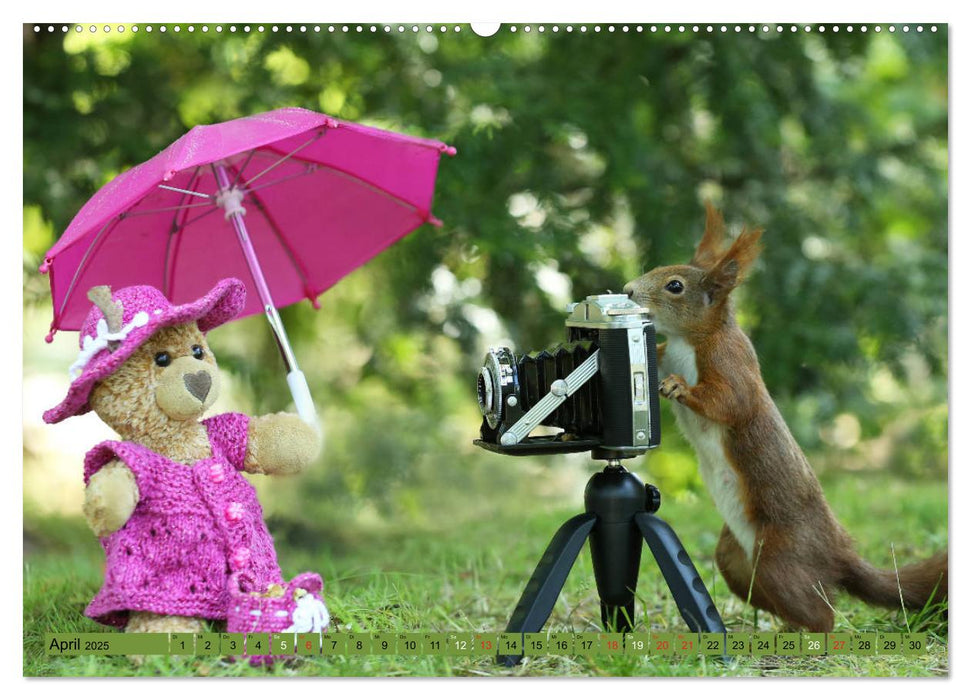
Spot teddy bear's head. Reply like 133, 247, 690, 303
89, 322, 222, 436
43, 279, 247, 442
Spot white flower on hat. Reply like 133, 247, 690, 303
68, 311, 150, 379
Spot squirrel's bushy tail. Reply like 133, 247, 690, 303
842, 550, 947, 610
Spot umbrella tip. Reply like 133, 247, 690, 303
39, 257, 52, 274
304, 286, 322, 310
45, 327, 56, 343
440, 145, 457, 156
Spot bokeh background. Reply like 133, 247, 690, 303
22, 23, 948, 675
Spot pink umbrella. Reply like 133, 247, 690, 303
41, 107, 456, 424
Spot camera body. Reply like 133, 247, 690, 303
475, 294, 661, 459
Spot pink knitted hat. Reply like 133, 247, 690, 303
43, 278, 246, 424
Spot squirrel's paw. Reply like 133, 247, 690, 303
659, 374, 690, 403
84, 461, 139, 537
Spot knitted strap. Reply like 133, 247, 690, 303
286, 572, 323, 596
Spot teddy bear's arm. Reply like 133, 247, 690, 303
243, 413, 320, 475
84, 460, 140, 537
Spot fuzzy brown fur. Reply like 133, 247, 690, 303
245, 413, 320, 475
84, 463, 139, 538
83, 320, 321, 634
624, 206, 947, 631
126, 611, 206, 634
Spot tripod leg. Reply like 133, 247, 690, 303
499, 512, 597, 666
589, 519, 643, 633
634, 512, 726, 633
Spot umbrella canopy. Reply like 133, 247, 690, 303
42, 107, 456, 334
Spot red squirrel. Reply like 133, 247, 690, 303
623, 204, 947, 631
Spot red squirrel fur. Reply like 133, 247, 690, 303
624, 204, 947, 631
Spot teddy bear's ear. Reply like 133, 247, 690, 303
87, 286, 124, 350
88, 286, 123, 332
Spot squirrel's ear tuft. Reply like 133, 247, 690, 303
726, 227, 763, 278
691, 201, 726, 269
700, 227, 763, 303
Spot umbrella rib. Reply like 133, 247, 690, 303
243, 164, 319, 195
231, 148, 257, 188
164, 167, 204, 298
209, 162, 221, 189
158, 184, 214, 199
240, 131, 325, 189
320, 163, 423, 213
161, 206, 223, 302
169, 205, 221, 235
122, 201, 213, 217
243, 188, 314, 292
54, 216, 125, 326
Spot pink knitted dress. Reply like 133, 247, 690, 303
82, 412, 284, 627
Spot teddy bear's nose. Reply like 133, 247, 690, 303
183, 371, 212, 402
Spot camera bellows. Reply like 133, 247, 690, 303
520, 342, 601, 434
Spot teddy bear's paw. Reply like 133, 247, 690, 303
245, 412, 321, 475
84, 461, 139, 537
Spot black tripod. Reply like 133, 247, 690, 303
499, 456, 726, 666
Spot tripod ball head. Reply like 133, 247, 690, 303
584, 466, 647, 523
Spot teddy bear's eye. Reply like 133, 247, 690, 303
154, 352, 171, 367
191, 345, 205, 360
665, 279, 685, 294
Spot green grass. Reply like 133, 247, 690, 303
23, 469, 947, 677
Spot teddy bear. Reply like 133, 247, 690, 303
43, 278, 328, 637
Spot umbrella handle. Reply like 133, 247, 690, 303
287, 369, 318, 428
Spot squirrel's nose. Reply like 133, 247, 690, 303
183, 371, 212, 402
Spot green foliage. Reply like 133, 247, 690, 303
24, 26, 946, 528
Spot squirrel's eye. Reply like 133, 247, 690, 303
154, 352, 171, 367
191, 345, 205, 360
665, 279, 685, 295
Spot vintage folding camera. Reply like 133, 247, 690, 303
474, 294, 661, 458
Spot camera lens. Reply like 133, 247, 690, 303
478, 348, 517, 430
477, 366, 494, 415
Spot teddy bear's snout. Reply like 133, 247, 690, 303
183, 371, 212, 402
154, 355, 220, 421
